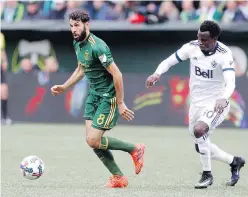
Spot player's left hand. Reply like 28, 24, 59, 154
146, 73, 160, 88
118, 102, 134, 121
214, 99, 229, 113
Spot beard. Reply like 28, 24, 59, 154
73, 29, 87, 42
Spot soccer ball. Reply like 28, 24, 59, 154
20, 155, 45, 180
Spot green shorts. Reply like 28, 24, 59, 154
83, 94, 119, 130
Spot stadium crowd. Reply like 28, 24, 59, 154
1, 0, 248, 24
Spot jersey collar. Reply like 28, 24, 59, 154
201, 42, 218, 56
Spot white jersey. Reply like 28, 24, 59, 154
176, 40, 234, 106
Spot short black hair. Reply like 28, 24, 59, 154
69, 9, 90, 23
200, 20, 221, 39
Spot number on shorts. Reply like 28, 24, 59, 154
203, 110, 214, 118
97, 114, 105, 125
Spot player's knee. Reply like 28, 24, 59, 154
86, 136, 100, 149
194, 122, 209, 138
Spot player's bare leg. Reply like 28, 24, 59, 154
1, 83, 12, 125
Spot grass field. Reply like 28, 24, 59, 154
1, 124, 248, 197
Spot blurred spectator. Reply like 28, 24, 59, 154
139, 1, 162, 8
23, 1, 44, 20
0, 1, 3, 17
122, 1, 140, 19
129, 1, 162, 24
1, 0, 25, 23
87, 1, 109, 20
106, 1, 125, 20
1, 0, 248, 24
41, 1, 54, 17
196, 0, 224, 22
48, 0, 67, 20
237, 0, 248, 20
180, 0, 198, 22
127, 1, 147, 24
128, 7, 146, 24
158, 1, 179, 22
64, 0, 82, 20
145, 2, 160, 24
222, 0, 247, 23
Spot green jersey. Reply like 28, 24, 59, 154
73, 33, 115, 98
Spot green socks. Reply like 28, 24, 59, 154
93, 149, 123, 176
99, 136, 136, 153
93, 137, 136, 176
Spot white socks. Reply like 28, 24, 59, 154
210, 143, 234, 164
197, 136, 234, 172
198, 138, 211, 171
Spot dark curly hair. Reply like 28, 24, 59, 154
69, 9, 90, 23
200, 20, 221, 39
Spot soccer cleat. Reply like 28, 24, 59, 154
195, 171, 213, 189
105, 175, 128, 188
130, 144, 145, 175
226, 157, 245, 186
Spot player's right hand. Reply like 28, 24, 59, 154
51, 85, 66, 96
146, 73, 160, 88
118, 102, 134, 121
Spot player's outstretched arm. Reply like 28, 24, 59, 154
51, 63, 85, 96
146, 53, 180, 88
106, 63, 134, 121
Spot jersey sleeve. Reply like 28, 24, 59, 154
94, 41, 114, 68
175, 43, 191, 61
221, 50, 235, 72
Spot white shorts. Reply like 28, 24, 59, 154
189, 102, 230, 140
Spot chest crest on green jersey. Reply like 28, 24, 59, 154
77, 48, 94, 72
84, 50, 90, 61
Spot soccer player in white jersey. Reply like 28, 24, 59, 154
146, 20, 245, 189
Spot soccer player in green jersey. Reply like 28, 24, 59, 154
51, 10, 145, 188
